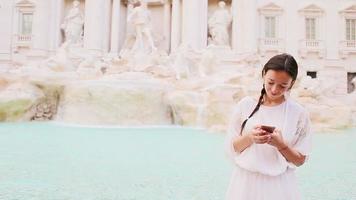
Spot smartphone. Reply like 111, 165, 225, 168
261, 125, 276, 133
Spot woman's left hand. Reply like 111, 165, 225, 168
267, 129, 286, 149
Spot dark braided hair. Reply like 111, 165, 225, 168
239, 53, 298, 135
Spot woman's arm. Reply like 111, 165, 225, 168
233, 126, 271, 153
277, 143, 306, 167
268, 130, 306, 166
232, 134, 253, 153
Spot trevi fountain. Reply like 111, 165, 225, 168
0, 0, 356, 199
0, 0, 355, 132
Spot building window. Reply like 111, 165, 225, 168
305, 17, 316, 40
21, 13, 33, 35
265, 16, 276, 38
307, 71, 317, 79
347, 72, 356, 93
346, 18, 356, 40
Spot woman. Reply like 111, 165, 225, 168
225, 53, 312, 200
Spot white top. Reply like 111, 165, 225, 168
225, 96, 312, 176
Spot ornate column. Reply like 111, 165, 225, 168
171, 0, 181, 52
200, 0, 208, 49
231, 0, 244, 53
244, 0, 257, 53
110, 0, 122, 55
163, 0, 172, 52
103, 0, 112, 53
48, 0, 64, 53
182, 0, 208, 50
83, 0, 111, 55
31, 0, 51, 56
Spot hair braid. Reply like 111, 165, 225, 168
239, 87, 266, 135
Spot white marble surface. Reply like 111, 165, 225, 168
0, 0, 355, 132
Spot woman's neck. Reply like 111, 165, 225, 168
262, 95, 285, 106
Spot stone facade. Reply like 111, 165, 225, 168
0, 0, 355, 94
0, 0, 355, 131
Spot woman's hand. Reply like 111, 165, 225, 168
267, 129, 287, 149
249, 125, 272, 144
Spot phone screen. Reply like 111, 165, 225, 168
261, 125, 275, 133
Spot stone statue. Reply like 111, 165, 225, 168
127, 0, 157, 54
170, 44, 218, 79
351, 76, 356, 94
61, 0, 84, 45
128, 0, 139, 5
40, 41, 74, 72
208, 1, 232, 46
197, 49, 217, 77
297, 75, 321, 99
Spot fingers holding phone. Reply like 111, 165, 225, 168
261, 125, 275, 134
250, 125, 272, 144
266, 129, 285, 148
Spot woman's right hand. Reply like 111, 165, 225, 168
248, 125, 271, 144
232, 125, 271, 153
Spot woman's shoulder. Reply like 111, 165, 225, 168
230, 96, 256, 117
237, 96, 257, 106
287, 98, 309, 116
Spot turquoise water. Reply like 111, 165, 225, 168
0, 123, 355, 200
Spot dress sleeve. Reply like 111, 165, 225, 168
292, 110, 312, 157
224, 100, 244, 164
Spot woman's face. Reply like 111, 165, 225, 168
263, 70, 294, 101
73, 1, 80, 7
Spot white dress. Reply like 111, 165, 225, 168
225, 96, 312, 200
